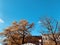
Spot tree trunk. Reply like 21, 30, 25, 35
22, 31, 25, 44
55, 41, 57, 45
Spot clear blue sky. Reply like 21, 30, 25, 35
0, 0, 60, 36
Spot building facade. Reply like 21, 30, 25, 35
42, 34, 60, 45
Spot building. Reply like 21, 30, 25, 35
42, 34, 60, 45
24, 36, 43, 45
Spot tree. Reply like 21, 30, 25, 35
1, 20, 34, 45
39, 17, 60, 45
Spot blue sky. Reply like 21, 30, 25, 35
0, 0, 60, 36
